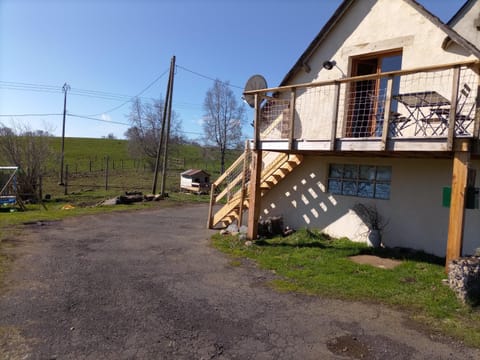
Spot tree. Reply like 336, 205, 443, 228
0, 122, 52, 197
124, 97, 183, 170
203, 79, 245, 173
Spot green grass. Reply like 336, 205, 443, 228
212, 229, 480, 348
1, 137, 222, 235
0, 190, 210, 231
35, 137, 242, 200
46, 137, 241, 176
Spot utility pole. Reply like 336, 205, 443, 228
152, 56, 176, 195
59, 82, 70, 185
160, 56, 176, 196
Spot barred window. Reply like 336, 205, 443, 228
328, 164, 391, 199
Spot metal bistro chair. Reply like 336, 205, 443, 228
433, 84, 475, 136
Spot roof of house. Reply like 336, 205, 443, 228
181, 169, 210, 177
448, 0, 476, 26
280, 0, 480, 87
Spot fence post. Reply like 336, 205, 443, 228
38, 174, 43, 201
105, 156, 109, 191
64, 165, 68, 196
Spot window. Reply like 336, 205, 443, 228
328, 164, 392, 199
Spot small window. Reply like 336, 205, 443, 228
328, 163, 391, 199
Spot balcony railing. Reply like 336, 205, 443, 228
246, 61, 479, 152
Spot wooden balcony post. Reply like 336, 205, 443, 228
381, 76, 394, 150
207, 183, 216, 229
473, 63, 480, 140
445, 148, 470, 271
329, 82, 340, 151
247, 149, 263, 241
253, 93, 261, 151
237, 143, 250, 226
288, 88, 296, 150
447, 66, 460, 151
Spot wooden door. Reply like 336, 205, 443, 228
347, 58, 379, 137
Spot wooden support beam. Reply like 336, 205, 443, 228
473, 63, 480, 141
288, 88, 296, 150
329, 82, 340, 151
237, 145, 250, 226
207, 184, 216, 229
445, 150, 470, 271
247, 150, 263, 240
381, 76, 394, 151
253, 94, 261, 151
447, 66, 460, 151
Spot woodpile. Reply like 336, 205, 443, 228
448, 256, 480, 306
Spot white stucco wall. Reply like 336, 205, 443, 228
257, 155, 480, 257
294, 0, 476, 85
282, 0, 478, 140
450, 1, 480, 48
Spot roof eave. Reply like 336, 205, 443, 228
279, 0, 355, 87
279, 0, 480, 88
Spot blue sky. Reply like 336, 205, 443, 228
0, 0, 468, 140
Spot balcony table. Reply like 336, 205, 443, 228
393, 91, 450, 136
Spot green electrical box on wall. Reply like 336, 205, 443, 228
442, 187, 451, 207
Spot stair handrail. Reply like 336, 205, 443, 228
208, 145, 252, 228
208, 151, 303, 229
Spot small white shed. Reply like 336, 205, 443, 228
180, 169, 210, 194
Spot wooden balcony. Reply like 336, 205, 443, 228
246, 61, 480, 153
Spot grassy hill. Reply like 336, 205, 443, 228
37, 137, 242, 200
46, 137, 240, 175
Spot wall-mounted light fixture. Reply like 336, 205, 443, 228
322, 60, 345, 77
322, 60, 336, 70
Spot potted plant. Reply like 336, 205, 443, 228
352, 203, 387, 247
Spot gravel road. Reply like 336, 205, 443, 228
0, 203, 478, 359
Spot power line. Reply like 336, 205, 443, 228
176, 65, 243, 89
69, 113, 203, 136
0, 113, 62, 117
88, 68, 170, 117
68, 113, 131, 126
0, 81, 158, 103
0, 80, 61, 91
0, 111, 205, 136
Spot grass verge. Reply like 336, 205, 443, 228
212, 229, 480, 348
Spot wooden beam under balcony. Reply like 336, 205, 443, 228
254, 138, 468, 152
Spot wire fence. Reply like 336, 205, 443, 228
37, 155, 228, 199
258, 64, 478, 141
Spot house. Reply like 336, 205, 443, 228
180, 169, 210, 194
208, 0, 480, 265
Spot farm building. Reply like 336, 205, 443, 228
180, 169, 210, 194
208, 0, 480, 265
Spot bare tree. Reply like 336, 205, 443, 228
203, 79, 245, 173
124, 97, 183, 170
0, 122, 52, 197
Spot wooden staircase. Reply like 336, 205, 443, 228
208, 151, 303, 229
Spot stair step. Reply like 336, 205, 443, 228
210, 152, 303, 229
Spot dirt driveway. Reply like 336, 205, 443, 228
0, 203, 478, 359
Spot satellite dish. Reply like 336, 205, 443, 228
243, 74, 268, 108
